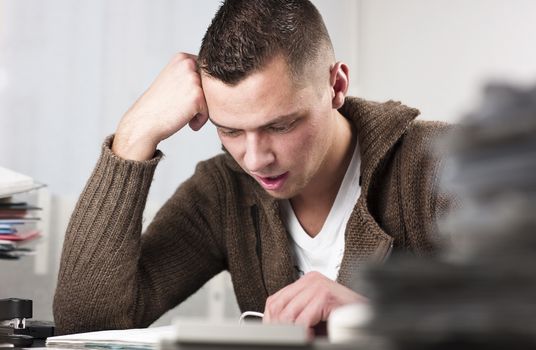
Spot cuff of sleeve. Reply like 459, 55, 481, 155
102, 134, 164, 166
79, 135, 163, 211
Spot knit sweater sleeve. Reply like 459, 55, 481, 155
53, 136, 226, 334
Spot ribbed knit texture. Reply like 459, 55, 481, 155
53, 97, 452, 334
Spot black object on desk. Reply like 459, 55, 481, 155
0, 298, 54, 347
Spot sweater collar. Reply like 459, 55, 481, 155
338, 97, 420, 194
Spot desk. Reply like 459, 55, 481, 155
0, 340, 370, 350
162, 337, 384, 350
3, 337, 380, 350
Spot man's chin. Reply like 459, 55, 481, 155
263, 189, 293, 199
261, 184, 302, 200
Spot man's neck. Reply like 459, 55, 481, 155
290, 111, 356, 237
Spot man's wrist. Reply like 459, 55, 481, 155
111, 132, 158, 161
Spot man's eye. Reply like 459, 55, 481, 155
268, 122, 296, 133
269, 125, 289, 132
219, 128, 241, 137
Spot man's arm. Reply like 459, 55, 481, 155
53, 53, 220, 334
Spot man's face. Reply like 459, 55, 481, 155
202, 56, 337, 199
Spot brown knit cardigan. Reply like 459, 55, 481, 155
53, 97, 451, 335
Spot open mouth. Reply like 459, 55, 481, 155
256, 172, 289, 191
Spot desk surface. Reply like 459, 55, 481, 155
0, 338, 379, 350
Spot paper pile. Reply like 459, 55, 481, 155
363, 83, 536, 349
0, 167, 44, 259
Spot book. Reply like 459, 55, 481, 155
0, 238, 36, 259
0, 218, 41, 223
46, 320, 311, 349
0, 202, 42, 219
0, 229, 40, 241
0, 169, 46, 260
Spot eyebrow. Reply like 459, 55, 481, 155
209, 113, 299, 131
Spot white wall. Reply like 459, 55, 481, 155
357, 0, 536, 122
0, 0, 224, 201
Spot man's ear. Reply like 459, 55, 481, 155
329, 62, 349, 109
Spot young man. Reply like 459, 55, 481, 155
54, 0, 450, 335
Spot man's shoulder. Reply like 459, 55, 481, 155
399, 119, 453, 157
392, 119, 453, 197
378, 118, 453, 201
406, 119, 453, 138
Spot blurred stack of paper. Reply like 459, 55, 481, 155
0, 167, 45, 260
440, 83, 536, 261
362, 83, 536, 349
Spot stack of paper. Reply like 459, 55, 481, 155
440, 83, 536, 261
0, 167, 44, 260
47, 321, 311, 350
0, 167, 44, 198
362, 83, 536, 349
46, 326, 175, 349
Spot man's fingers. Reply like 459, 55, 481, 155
170, 52, 198, 64
263, 273, 317, 324
188, 77, 209, 131
264, 272, 366, 328
276, 285, 317, 324
294, 296, 326, 327
189, 113, 209, 131
273, 274, 326, 326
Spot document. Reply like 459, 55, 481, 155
46, 326, 175, 349
46, 320, 310, 349
0, 167, 44, 198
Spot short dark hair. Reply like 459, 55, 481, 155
198, 0, 333, 85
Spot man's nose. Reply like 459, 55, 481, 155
244, 133, 275, 173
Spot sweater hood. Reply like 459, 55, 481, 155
339, 97, 420, 193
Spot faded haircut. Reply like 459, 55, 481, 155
198, 0, 334, 85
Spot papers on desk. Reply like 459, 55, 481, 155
46, 320, 310, 349
440, 83, 536, 260
46, 326, 175, 349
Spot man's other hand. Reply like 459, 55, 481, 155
263, 271, 366, 328
112, 53, 209, 161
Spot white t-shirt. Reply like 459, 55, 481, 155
281, 142, 361, 281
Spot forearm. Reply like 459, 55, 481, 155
53, 135, 162, 334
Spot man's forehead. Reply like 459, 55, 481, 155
201, 63, 311, 130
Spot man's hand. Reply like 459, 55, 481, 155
263, 271, 366, 328
112, 53, 209, 161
